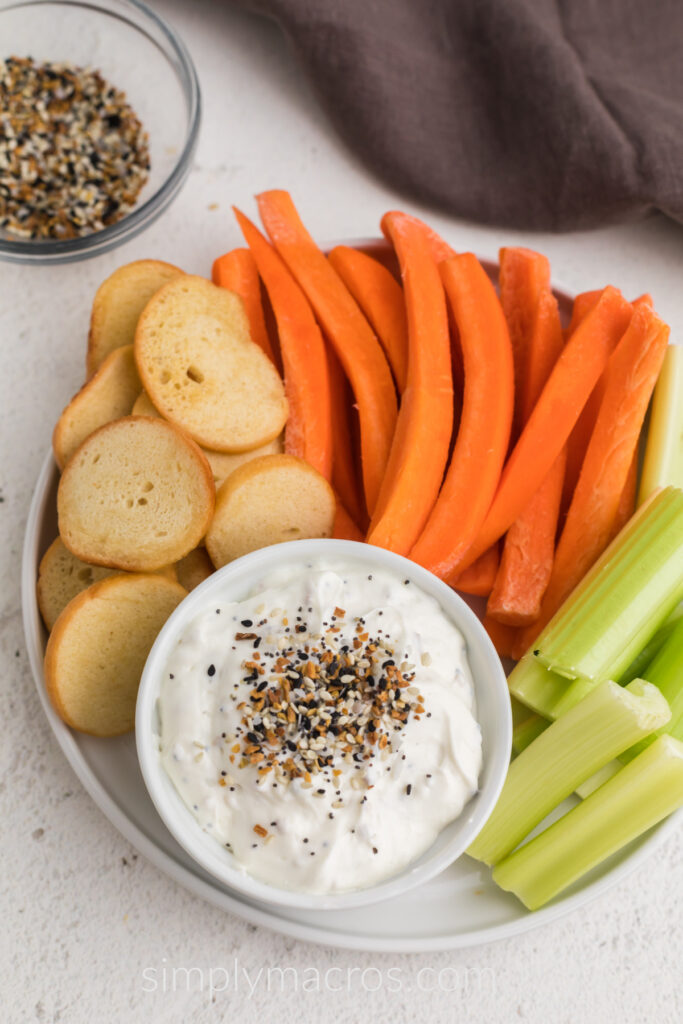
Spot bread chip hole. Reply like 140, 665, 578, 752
160, 370, 171, 384
126, 498, 134, 508
284, 527, 302, 536
92, 454, 100, 464
142, 482, 154, 492
186, 366, 205, 384
138, 497, 148, 506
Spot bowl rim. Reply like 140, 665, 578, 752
135, 538, 513, 912
0, 0, 201, 263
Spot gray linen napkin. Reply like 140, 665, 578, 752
234, 0, 683, 230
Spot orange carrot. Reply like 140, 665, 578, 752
566, 288, 603, 336
256, 190, 397, 515
212, 247, 276, 365
333, 501, 364, 541
409, 253, 514, 579
519, 290, 565, 422
487, 450, 566, 625
562, 289, 607, 509
381, 212, 456, 263
483, 614, 518, 659
234, 209, 333, 480
563, 290, 654, 512
327, 345, 366, 529
366, 212, 453, 555
609, 447, 638, 541
452, 544, 500, 597
451, 286, 633, 579
498, 247, 551, 431
328, 245, 409, 392
487, 290, 566, 626
519, 302, 670, 644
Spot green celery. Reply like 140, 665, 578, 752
509, 487, 683, 719
574, 761, 621, 799
467, 679, 670, 867
508, 657, 568, 718
575, 617, 683, 796
621, 615, 683, 761
492, 735, 683, 910
638, 345, 683, 503
617, 606, 683, 685
512, 714, 548, 756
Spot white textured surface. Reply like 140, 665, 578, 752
2, 1, 682, 1020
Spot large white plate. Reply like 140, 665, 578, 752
22, 254, 682, 952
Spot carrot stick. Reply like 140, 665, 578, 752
450, 286, 633, 579
563, 290, 654, 512
519, 290, 565, 422
327, 344, 366, 529
562, 289, 606, 509
487, 290, 566, 626
380, 212, 456, 263
519, 303, 670, 644
566, 288, 603, 337
610, 447, 638, 541
212, 248, 277, 365
256, 190, 397, 515
409, 253, 514, 579
328, 245, 409, 392
333, 500, 364, 541
376, 213, 463, 392
234, 209, 333, 480
483, 614, 518, 659
366, 213, 453, 555
487, 451, 566, 625
498, 247, 551, 433
452, 544, 500, 597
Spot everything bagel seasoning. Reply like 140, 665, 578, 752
0, 56, 150, 240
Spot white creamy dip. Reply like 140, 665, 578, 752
158, 562, 482, 893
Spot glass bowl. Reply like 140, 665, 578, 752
0, 0, 200, 263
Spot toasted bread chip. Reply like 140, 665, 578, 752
203, 434, 284, 488
45, 574, 186, 735
131, 391, 283, 487
37, 536, 177, 630
205, 454, 335, 568
87, 259, 184, 377
131, 390, 161, 417
135, 275, 288, 452
54, 346, 141, 469
58, 416, 215, 571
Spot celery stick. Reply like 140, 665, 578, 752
512, 714, 548, 756
574, 761, 621, 799
510, 694, 534, 729
508, 656, 568, 717
467, 679, 670, 866
617, 606, 683, 685
540, 487, 683, 683
621, 615, 683, 761
638, 345, 683, 503
511, 487, 683, 718
577, 617, 683, 794
492, 735, 683, 910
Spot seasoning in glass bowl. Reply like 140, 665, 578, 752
0, 56, 150, 240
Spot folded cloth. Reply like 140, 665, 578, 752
234, 0, 683, 230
